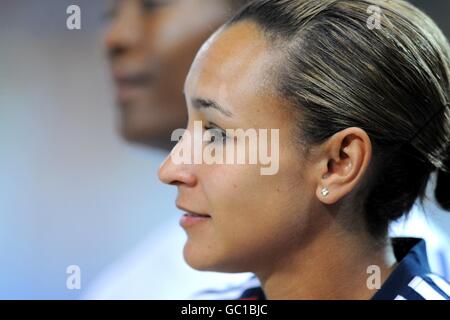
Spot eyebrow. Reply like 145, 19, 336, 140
191, 97, 233, 117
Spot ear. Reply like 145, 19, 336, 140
315, 127, 372, 205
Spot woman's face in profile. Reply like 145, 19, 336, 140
159, 21, 326, 273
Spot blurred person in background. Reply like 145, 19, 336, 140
83, 0, 254, 299
85, 0, 450, 299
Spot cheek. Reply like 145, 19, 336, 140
201, 159, 311, 248
202, 164, 262, 213
203, 140, 309, 216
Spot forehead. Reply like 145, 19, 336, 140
185, 21, 280, 115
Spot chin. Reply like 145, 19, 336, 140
183, 243, 246, 273
183, 242, 220, 271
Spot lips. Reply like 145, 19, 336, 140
179, 211, 211, 228
183, 212, 211, 218
112, 70, 154, 103
176, 204, 211, 218
111, 65, 155, 92
114, 72, 154, 88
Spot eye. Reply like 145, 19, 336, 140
142, 0, 166, 10
204, 125, 227, 145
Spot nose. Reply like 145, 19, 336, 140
104, 0, 144, 59
158, 144, 197, 187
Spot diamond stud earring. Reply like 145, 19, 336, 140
321, 187, 330, 197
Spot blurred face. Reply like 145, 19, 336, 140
159, 21, 326, 274
105, 0, 230, 148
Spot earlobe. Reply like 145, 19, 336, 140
320, 186, 330, 197
316, 185, 335, 204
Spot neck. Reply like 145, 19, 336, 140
256, 227, 397, 300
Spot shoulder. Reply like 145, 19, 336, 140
395, 273, 450, 300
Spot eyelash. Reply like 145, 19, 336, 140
204, 125, 228, 145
